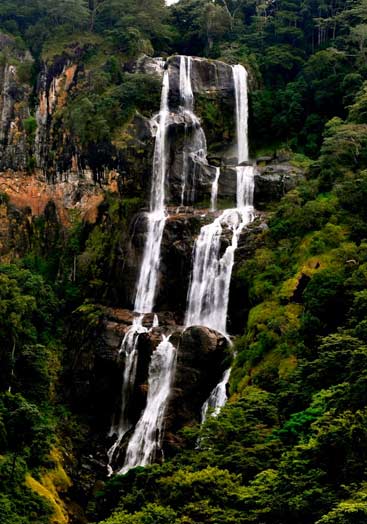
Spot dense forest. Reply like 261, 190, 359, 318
1, 0, 367, 523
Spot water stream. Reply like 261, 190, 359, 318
179, 56, 207, 205
119, 336, 177, 473
134, 70, 170, 314
187, 63, 254, 418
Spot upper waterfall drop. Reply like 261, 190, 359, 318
233, 64, 249, 164
134, 70, 170, 314
178, 56, 208, 205
179, 55, 194, 112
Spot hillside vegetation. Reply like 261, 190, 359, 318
1, 1, 367, 523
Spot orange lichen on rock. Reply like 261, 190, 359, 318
0, 171, 118, 226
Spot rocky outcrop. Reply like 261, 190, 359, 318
115, 113, 155, 201
0, 170, 115, 225
35, 59, 79, 177
164, 326, 229, 454
215, 162, 305, 209
167, 56, 234, 104
66, 307, 228, 465
254, 162, 305, 208
157, 210, 208, 313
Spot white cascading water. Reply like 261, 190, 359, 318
201, 367, 231, 420
185, 169, 254, 334
187, 63, 254, 418
134, 70, 170, 314
108, 70, 174, 474
107, 317, 148, 474
120, 336, 177, 473
186, 63, 253, 334
233, 64, 249, 164
179, 56, 207, 205
109, 60, 253, 471
210, 167, 221, 212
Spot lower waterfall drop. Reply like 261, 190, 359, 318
201, 367, 231, 421
107, 316, 147, 473
120, 336, 177, 473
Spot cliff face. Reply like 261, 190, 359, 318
0, 34, 34, 172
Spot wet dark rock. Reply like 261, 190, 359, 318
256, 155, 274, 165
164, 325, 230, 454
126, 55, 165, 77
255, 163, 305, 207
167, 56, 234, 108
118, 113, 155, 200
228, 217, 268, 334
290, 273, 311, 304
157, 212, 205, 314
215, 163, 305, 209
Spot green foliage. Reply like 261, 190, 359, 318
23, 116, 37, 136
3, 1, 367, 524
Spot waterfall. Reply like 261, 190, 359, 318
179, 56, 207, 205
201, 367, 231, 421
185, 184, 253, 334
210, 167, 221, 212
109, 59, 254, 473
107, 316, 148, 474
179, 55, 194, 111
119, 336, 177, 474
233, 64, 249, 164
108, 70, 171, 474
134, 70, 170, 314
186, 63, 254, 418
186, 64, 253, 335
